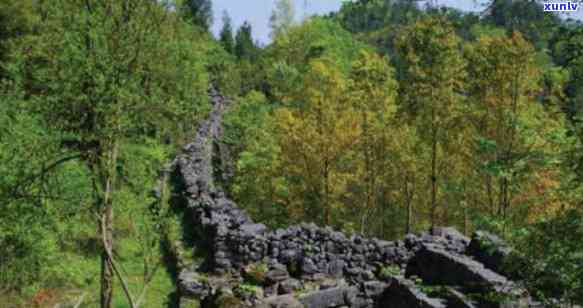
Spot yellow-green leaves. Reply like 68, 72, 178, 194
396, 17, 467, 228
275, 58, 358, 225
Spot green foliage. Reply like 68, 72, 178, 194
1, 0, 210, 305
335, 0, 422, 34
235, 284, 262, 297
0, 90, 91, 292
551, 26, 583, 120
267, 17, 368, 76
378, 265, 401, 280
485, 0, 560, 48
207, 41, 241, 97
0, 0, 38, 77
512, 209, 583, 306
235, 21, 259, 62
181, 0, 213, 31
219, 11, 235, 54
223, 91, 288, 227
2, 1, 583, 306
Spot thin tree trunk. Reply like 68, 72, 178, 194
361, 112, 371, 235
463, 185, 469, 236
486, 175, 495, 216
101, 185, 114, 308
430, 126, 438, 229
405, 174, 412, 234
101, 141, 118, 308
324, 160, 331, 226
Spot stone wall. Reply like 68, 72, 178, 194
172, 89, 537, 308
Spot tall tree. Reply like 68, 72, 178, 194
182, 0, 213, 31
275, 58, 359, 226
235, 21, 257, 61
269, 0, 295, 39
551, 26, 583, 120
466, 32, 567, 230
8, 1, 209, 307
219, 10, 235, 54
396, 17, 467, 229
347, 50, 398, 235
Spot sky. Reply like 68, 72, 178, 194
211, 0, 583, 45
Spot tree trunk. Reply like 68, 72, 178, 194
100, 141, 118, 308
100, 203, 114, 308
405, 175, 413, 234
430, 127, 438, 229
323, 160, 331, 226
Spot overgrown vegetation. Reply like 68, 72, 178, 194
1, 0, 582, 306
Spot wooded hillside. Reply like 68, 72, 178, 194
0, 0, 581, 307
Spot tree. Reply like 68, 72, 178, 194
181, 0, 213, 31
235, 21, 258, 61
484, 0, 560, 48
395, 17, 467, 229
347, 50, 398, 235
275, 58, 359, 226
269, 0, 295, 39
219, 11, 235, 54
7, 1, 209, 307
551, 26, 583, 120
514, 208, 583, 305
465, 32, 568, 231
223, 91, 289, 226
267, 17, 367, 99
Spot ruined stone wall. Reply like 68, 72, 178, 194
173, 89, 536, 308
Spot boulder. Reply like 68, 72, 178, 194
279, 278, 302, 294
442, 287, 478, 308
467, 231, 512, 275
378, 277, 446, 308
265, 268, 290, 285
299, 286, 353, 308
257, 295, 304, 308
406, 244, 517, 295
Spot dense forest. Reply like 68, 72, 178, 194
0, 0, 582, 307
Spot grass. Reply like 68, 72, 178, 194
2, 207, 178, 308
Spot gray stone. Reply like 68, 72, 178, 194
265, 268, 290, 285
299, 286, 348, 308
302, 258, 318, 275
442, 287, 478, 308
467, 231, 513, 275
406, 244, 519, 295
279, 278, 302, 295
328, 259, 345, 278
362, 281, 387, 298
257, 295, 304, 308
378, 277, 446, 308
178, 271, 210, 298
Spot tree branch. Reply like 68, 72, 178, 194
9, 154, 81, 197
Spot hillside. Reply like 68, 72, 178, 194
0, 0, 582, 307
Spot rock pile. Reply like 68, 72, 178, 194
172, 89, 535, 308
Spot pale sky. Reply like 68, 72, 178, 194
211, 0, 583, 44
